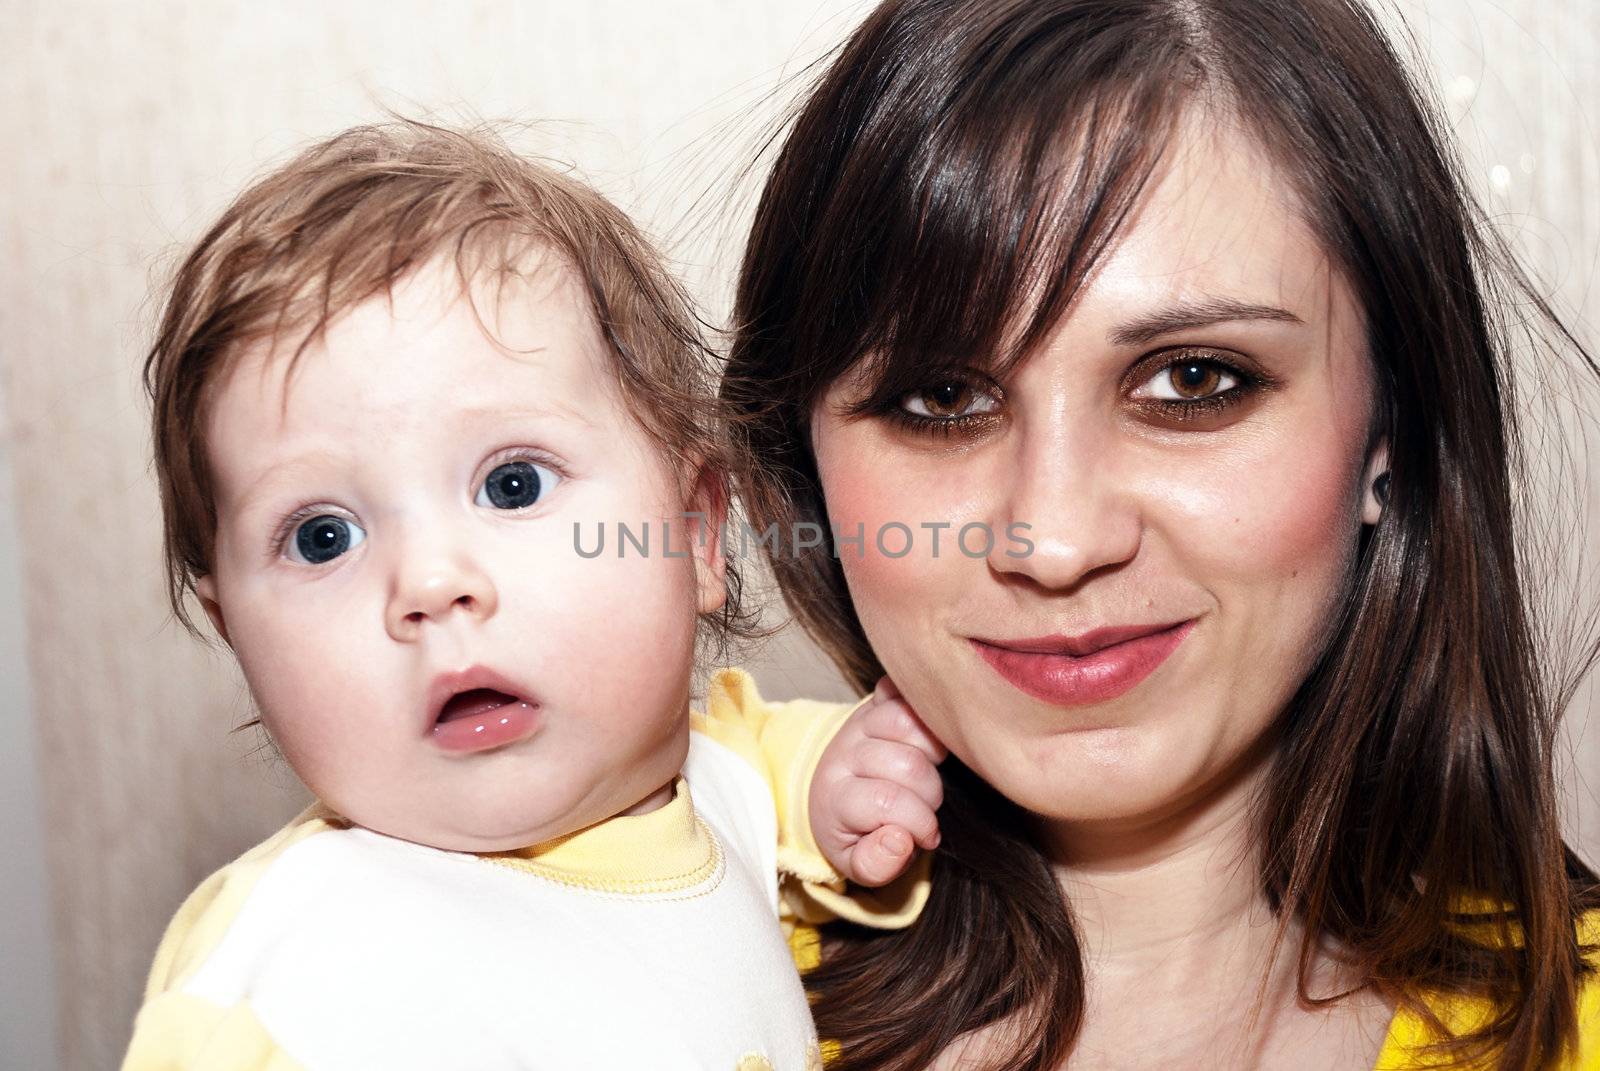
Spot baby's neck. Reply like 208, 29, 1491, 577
614, 778, 676, 819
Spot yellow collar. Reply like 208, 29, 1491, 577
478, 777, 722, 896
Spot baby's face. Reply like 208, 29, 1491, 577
196, 252, 723, 851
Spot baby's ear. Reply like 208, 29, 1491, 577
194, 575, 231, 647
683, 464, 729, 614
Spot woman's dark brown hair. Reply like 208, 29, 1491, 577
721, 0, 1600, 1067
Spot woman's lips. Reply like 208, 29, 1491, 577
970, 619, 1196, 707
430, 689, 541, 753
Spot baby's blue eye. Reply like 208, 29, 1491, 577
289, 514, 367, 564
476, 460, 558, 510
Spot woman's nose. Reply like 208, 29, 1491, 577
384, 534, 500, 642
985, 424, 1142, 591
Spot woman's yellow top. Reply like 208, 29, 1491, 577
1371, 907, 1600, 1069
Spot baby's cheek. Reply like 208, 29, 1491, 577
543, 538, 700, 659
229, 624, 376, 802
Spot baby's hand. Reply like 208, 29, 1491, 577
809, 677, 947, 887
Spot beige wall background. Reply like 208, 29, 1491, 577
1, 2, 1595, 1068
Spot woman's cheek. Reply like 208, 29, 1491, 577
820, 441, 960, 603
1148, 402, 1357, 558
1158, 425, 1362, 707
1230, 428, 1359, 571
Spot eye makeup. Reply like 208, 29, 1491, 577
876, 346, 1280, 440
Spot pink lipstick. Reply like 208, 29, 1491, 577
969, 619, 1195, 707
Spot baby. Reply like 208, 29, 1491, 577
121, 121, 944, 1071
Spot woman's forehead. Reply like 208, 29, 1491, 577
1075, 108, 1348, 339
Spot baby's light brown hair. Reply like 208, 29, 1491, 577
145, 118, 754, 654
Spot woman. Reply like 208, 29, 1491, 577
722, 0, 1600, 1068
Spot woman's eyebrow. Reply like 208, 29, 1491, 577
1107, 298, 1303, 347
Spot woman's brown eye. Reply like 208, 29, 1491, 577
901, 381, 1000, 420
1170, 362, 1221, 398
1134, 358, 1240, 402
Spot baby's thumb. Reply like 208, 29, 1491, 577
849, 825, 915, 887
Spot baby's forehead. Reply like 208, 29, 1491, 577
200, 255, 635, 478
224, 254, 611, 408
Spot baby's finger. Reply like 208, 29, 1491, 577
837, 778, 941, 850
871, 676, 903, 704
852, 738, 944, 813
861, 697, 949, 765
847, 824, 916, 887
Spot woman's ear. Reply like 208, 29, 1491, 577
195, 575, 231, 647
682, 465, 730, 614
1361, 435, 1390, 526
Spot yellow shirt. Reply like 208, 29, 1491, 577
1372, 908, 1600, 1069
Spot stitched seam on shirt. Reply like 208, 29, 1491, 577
479, 816, 726, 899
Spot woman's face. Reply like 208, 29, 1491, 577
809, 112, 1388, 833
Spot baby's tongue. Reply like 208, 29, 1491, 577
436, 688, 516, 724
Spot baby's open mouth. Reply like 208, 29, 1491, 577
435, 688, 522, 724
425, 668, 543, 752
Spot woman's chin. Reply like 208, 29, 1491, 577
1018, 780, 1194, 831
970, 730, 1251, 840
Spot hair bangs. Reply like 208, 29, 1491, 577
823, 12, 1195, 417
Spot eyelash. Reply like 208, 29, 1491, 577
882, 350, 1265, 438
268, 504, 339, 562
882, 404, 993, 440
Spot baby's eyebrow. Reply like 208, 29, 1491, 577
449, 402, 597, 430
231, 451, 343, 516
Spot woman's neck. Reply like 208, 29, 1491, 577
1026, 747, 1396, 1069
1035, 749, 1274, 970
